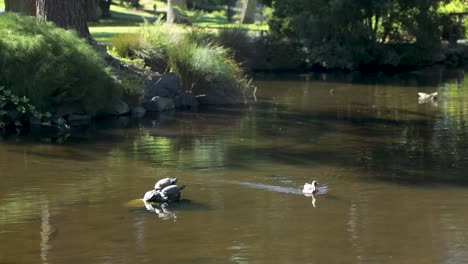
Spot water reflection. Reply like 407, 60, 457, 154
40, 203, 52, 264
143, 201, 177, 221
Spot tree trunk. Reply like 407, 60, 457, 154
85, 0, 98, 21
36, 0, 91, 39
98, 0, 112, 18
240, 0, 256, 24
167, 0, 188, 24
226, 0, 234, 22
130, 0, 139, 7
5, 0, 36, 15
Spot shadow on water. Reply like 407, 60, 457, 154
257, 65, 467, 87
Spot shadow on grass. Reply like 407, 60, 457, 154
93, 10, 163, 26
91, 32, 121, 42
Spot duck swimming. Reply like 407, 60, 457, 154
418, 92, 438, 101
303, 180, 318, 194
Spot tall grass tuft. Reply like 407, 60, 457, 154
109, 33, 143, 58
137, 21, 247, 95
0, 13, 120, 114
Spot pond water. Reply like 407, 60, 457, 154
1, 68, 468, 263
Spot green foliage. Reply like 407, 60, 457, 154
0, 86, 69, 135
118, 73, 145, 107
0, 13, 120, 114
109, 33, 143, 58
135, 20, 247, 93
266, 0, 452, 70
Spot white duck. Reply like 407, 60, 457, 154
303, 181, 329, 207
303, 180, 319, 194
418, 92, 438, 100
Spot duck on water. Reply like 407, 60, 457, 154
303, 180, 329, 207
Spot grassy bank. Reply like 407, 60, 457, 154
108, 20, 248, 98
0, 14, 120, 113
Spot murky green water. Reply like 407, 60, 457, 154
1, 69, 468, 263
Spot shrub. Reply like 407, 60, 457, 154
137, 21, 247, 95
0, 86, 69, 135
216, 28, 255, 68
109, 33, 143, 58
0, 13, 120, 114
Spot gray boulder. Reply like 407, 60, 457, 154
144, 73, 181, 99
196, 82, 244, 105
131, 106, 146, 117
175, 91, 199, 109
54, 104, 85, 118
98, 99, 130, 116
142, 96, 175, 112
112, 99, 130, 116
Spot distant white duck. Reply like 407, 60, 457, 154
303, 181, 329, 207
418, 92, 438, 100
303, 180, 319, 194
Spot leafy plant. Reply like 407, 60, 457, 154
0, 86, 69, 135
138, 20, 247, 94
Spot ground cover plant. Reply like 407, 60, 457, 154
114, 20, 248, 95
0, 13, 120, 114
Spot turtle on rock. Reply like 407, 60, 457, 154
154, 178, 178, 191
142, 178, 186, 203
160, 184, 186, 203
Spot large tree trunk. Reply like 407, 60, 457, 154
5, 0, 36, 15
167, 0, 188, 24
85, 0, 98, 21
240, 0, 256, 24
36, 0, 91, 39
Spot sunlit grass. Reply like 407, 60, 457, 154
89, 1, 268, 42
90, 26, 140, 42
196, 22, 268, 31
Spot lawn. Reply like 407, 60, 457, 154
89, 0, 268, 43
89, 25, 141, 43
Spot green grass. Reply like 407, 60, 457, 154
0, 13, 120, 113
90, 25, 140, 42
123, 21, 248, 95
89, 2, 268, 43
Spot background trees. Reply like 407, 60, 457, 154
261, 0, 462, 70
4, 0, 35, 15
240, 0, 256, 24
167, 0, 188, 24
5, 0, 92, 39
36, 0, 91, 39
